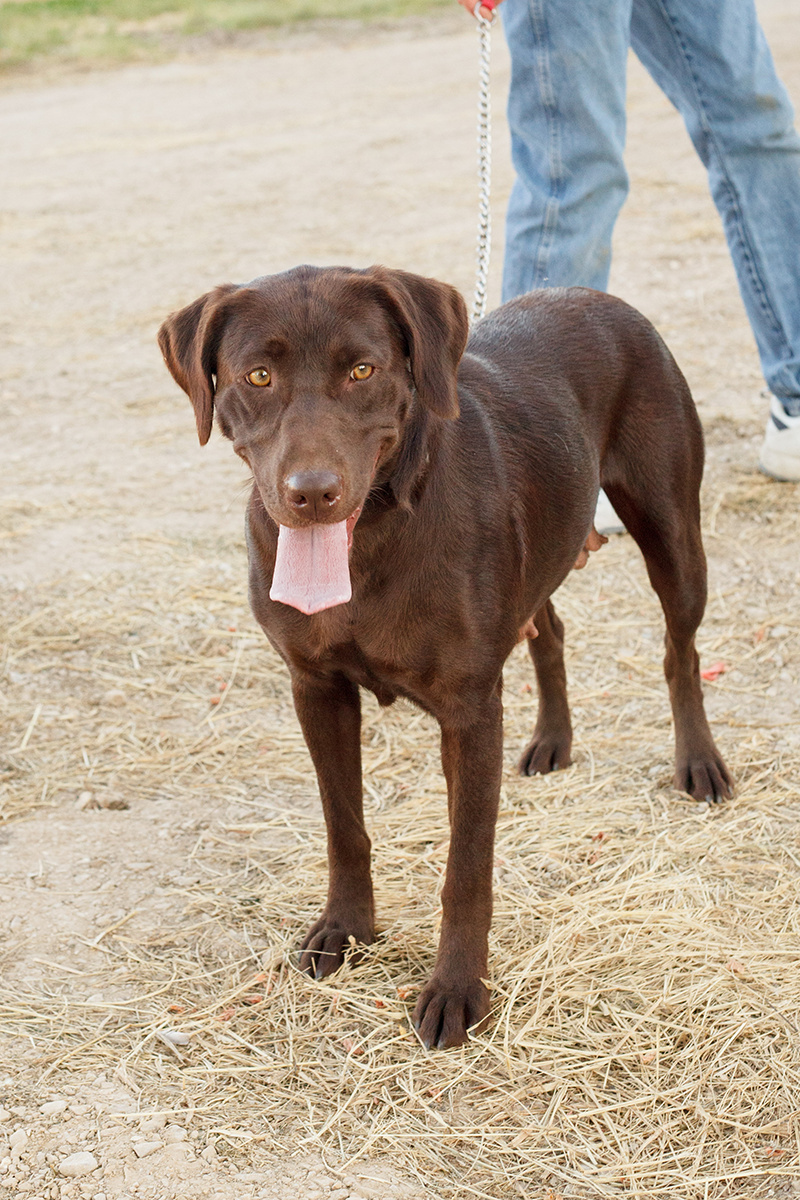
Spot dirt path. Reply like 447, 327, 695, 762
1, 6, 799, 1199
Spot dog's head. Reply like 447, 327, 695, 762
158, 265, 468, 527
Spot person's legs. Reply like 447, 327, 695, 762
501, 0, 635, 529
500, 0, 633, 301
630, 0, 800, 478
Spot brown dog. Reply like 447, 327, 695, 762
159, 265, 731, 1049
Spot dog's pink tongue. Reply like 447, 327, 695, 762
269, 520, 352, 615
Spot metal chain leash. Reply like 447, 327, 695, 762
471, 3, 493, 323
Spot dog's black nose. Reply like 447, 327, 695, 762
285, 470, 343, 519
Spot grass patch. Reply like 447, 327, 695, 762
0, 0, 451, 73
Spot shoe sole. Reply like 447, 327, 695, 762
758, 449, 800, 483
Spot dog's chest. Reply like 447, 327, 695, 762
328, 642, 405, 707
275, 604, 440, 708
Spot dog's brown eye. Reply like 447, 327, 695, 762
350, 363, 374, 381
246, 368, 271, 387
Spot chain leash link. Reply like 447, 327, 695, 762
471, 6, 493, 324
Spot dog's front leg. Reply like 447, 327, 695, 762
413, 691, 503, 1049
292, 673, 375, 979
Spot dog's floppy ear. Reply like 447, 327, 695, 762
158, 284, 239, 445
366, 267, 469, 420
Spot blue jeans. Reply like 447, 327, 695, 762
501, 0, 800, 408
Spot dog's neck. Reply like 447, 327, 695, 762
379, 385, 444, 513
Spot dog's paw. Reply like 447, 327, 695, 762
675, 752, 733, 804
299, 912, 374, 981
412, 975, 491, 1050
518, 730, 572, 776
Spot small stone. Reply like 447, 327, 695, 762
9, 1129, 28, 1155
76, 792, 98, 812
102, 690, 126, 707
0, 1109, 10, 1123
94, 1194, 107, 1200
98, 793, 129, 811
200, 1145, 217, 1163
58, 1152, 98, 1177
132, 1141, 162, 1158
138, 1115, 166, 1134
159, 1030, 190, 1046
162, 1143, 193, 1163
40, 1101, 68, 1117
68, 1106, 91, 1117
162, 1126, 186, 1144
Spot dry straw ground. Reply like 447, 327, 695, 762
1, 5, 800, 1199
2, 478, 800, 1199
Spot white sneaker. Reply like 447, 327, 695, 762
759, 395, 800, 482
594, 488, 626, 535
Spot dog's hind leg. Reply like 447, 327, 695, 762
603, 447, 732, 802
519, 599, 573, 775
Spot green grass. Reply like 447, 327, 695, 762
0, 0, 450, 72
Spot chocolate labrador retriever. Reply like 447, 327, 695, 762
158, 265, 731, 1049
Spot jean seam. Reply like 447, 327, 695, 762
651, 0, 792, 359
526, 0, 563, 288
